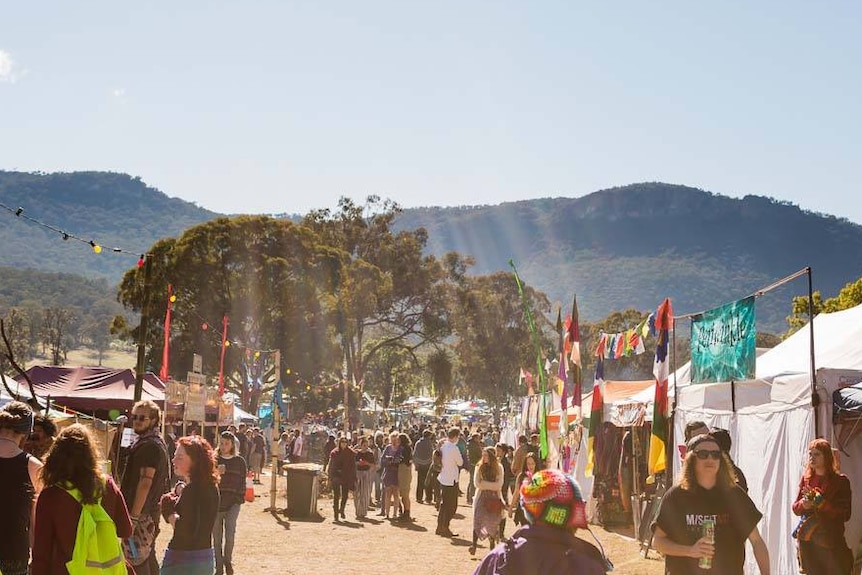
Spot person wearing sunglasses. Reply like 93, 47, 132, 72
119, 400, 171, 575
651, 434, 770, 575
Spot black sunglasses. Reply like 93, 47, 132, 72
694, 449, 722, 460
131, 415, 150, 422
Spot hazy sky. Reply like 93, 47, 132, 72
1, 2, 860, 222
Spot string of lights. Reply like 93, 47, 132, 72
0, 201, 147, 265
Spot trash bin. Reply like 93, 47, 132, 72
283, 463, 323, 517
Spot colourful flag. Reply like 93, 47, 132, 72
272, 351, 288, 417
567, 294, 582, 408
218, 315, 229, 396
510, 260, 549, 460
585, 356, 605, 477
648, 298, 674, 477
159, 285, 173, 382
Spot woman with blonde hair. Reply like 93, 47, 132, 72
32, 423, 133, 574
652, 434, 769, 575
792, 438, 852, 575
469, 446, 505, 555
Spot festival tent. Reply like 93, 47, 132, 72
14, 366, 166, 413
672, 303, 862, 575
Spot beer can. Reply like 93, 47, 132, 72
699, 518, 716, 569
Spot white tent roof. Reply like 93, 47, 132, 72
756, 303, 862, 376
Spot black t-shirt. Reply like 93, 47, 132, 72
120, 436, 170, 518
652, 484, 762, 575
169, 481, 220, 550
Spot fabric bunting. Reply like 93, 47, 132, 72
218, 315, 229, 396
585, 356, 605, 477
159, 285, 173, 382
594, 314, 654, 360
567, 294, 582, 409
648, 298, 674, 477
510, 260, 549, 460
272, 351, 288, 417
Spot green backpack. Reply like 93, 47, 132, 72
61, 483, 128, 575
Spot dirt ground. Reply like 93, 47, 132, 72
156, 465, 665, 575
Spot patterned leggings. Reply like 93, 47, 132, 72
0, 559, 29, 575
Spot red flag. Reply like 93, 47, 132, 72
159, 285, 173, 382
568, 294, 582, 408
218, 315, 229, 396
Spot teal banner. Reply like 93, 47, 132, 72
691, 296, 756, 384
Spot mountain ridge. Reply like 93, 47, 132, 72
1, 171, 860, 332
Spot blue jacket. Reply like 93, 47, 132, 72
471, 524, 609, 575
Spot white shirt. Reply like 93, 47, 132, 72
437, 440, 463, 486
292, 434, 303, 456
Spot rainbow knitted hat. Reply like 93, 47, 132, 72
520, 469, 587, 529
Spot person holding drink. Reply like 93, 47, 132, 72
651, 433, 770, 574
791, 438, 852, 575
213, 431, 246, 575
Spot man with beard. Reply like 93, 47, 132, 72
121, 400, 171, 575
23, 413, 56, 460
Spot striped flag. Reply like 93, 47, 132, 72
585, 356, 605, 477
648, 298, 674, 477
567, 294, 582, 408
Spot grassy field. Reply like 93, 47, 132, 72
63, 347, 138, 369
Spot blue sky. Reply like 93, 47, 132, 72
1, 1, 860, 222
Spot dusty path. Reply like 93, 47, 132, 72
156, 466, 664, 575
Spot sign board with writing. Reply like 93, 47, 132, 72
193, 354, 203, 374
186, 384, 207, 421
691, 296, 757, 384
187, 372, 207, 386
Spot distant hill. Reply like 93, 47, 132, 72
394, 183, 862, 332
0, 171, 217, 281
2, 173, 861, 333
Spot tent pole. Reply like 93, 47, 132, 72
807, 267, 820, 437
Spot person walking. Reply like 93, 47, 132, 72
380, 432, 402, 520
372, 431, 385, 507
396, 432, 414, 522
466, 433, 483, 504
119, 400, 171, 575
792, 438, 852, 575
0, 401, 43, 575
249, 429, 264, 484
435, 427, 463, 538
353, 437, 376, 519
328, 436, 357, 521
469, 447, 505, 555
213, 432, 247, 575
652, 433, 770, 575
510, 452, 539, 527
32, 423, 132, 575
413, 429, 434, 504
159, 435, 220, 575
471, 468, 609, 575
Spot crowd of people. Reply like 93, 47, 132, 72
0, 396, 856, 575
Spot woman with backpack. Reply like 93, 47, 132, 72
159, 435, 220, 575
32, 423, 133, 575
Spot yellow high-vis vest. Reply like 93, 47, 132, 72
61, 483, 127, 575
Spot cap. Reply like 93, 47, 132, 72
520, 469, 587, 529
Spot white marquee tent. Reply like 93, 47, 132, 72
673, 303, 862, 575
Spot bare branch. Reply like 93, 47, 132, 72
0, 319, 43, 412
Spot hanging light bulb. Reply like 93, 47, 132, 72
169, 295, 177, 303
254, 351, 260, 359
224, 340, 230, 347
201, 323, 208, 330
89, 241, 102, 254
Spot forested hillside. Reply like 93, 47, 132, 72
394, 183, 862, 332
0, 171, 216, 280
